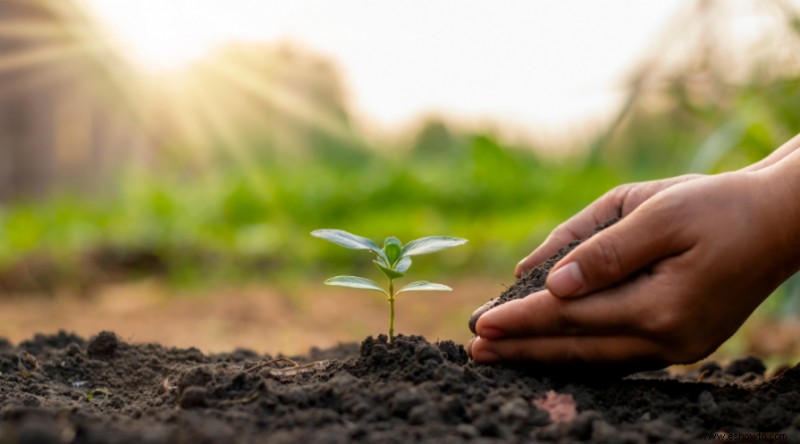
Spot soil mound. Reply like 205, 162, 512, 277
1, 331, 798, 443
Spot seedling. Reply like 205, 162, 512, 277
87, 388, 112, 404
311, 229, 467, 341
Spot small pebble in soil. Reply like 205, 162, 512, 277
699, 361, 722, 376
697, 391, 718, 414
176, 365, 214, 395
725, 356, 767, 377
87, 331, 119, 358
179, 386, 208, 409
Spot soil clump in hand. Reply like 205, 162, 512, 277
469, 218, 619, 333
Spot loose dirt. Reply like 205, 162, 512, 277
3, 219, 799, 442
469, 218, 618, 333
1, 331, 798, 443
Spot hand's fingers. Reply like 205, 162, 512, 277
514, 186, 632, 277
515, 175, 704, 278
466, 336, 477, 358
474, 276, 652, 339
470, 335, 665, 370
546, 203, 692, 298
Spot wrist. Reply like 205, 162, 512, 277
759, 151, 800, 272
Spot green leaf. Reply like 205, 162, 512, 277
86, 388, 111, 403
311, 229, 381, 253
397, 281, 452, 293
383, 236, 403, 264
400, 236, 467, 257
375, 253, 390, 268
325, 276, 387, 294
374, 261, 404, 279
396, 256, 412, 273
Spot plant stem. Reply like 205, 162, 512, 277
388, 278, 395, 342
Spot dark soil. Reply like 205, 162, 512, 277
469, 218, 619, 333
1, 331, 799, 443
3, 218, 798, 442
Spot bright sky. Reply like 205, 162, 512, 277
81, 0, 790, 141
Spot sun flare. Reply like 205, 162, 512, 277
82, 0, 223, 72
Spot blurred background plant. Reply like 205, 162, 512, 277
1, 0, 799, 364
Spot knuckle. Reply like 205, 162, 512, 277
607, 184, 629, 199
606, 184, 635, 210
648, 189, 687, 218
551, 222, 578, 243
625, 186, 659, 212
641, 307, 682, 337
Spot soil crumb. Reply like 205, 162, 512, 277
1, 331, 799, 443
87, 331, 119, 358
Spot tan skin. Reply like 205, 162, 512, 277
467, 134, 800, 372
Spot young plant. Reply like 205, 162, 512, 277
311, 229, 467, 341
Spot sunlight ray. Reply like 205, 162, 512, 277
0, 21, 93, 41
0, 44, 91, 74
151, 80, 218, 164
188, 80, 281, 211
205, 59, 357, 144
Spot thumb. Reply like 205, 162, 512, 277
546, 209, 687, 298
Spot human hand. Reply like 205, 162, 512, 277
468, 170, 800, 371
514, 174, 704, 278
468, 174, 705, 333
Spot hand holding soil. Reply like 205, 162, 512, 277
469, 135, 800, 371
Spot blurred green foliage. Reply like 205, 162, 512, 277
0, 126, 622, 284
1, 3, 799, 312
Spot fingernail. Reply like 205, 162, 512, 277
477, 327, 504, 340
548, 262, 584, 296
475, 348, 499, 363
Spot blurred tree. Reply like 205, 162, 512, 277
411, 119, 463, 160
0, 0, 149, 203
151, 42, 364, 171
